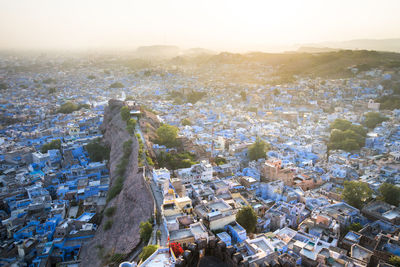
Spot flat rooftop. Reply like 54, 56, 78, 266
141, 248, 174, 267
208, 201, 230, 211
383, 210, 400, 220
170, 229, 193, 241
190, 224, 206, 235
232, 224, 244, 233
252, 239, 272, 253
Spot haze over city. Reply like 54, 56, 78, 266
1, 0, 400, 52
2, 1, 400, 267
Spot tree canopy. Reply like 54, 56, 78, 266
379, 182, 400, 206
330, 118, 352, 131
0, 83, 7, 90
120, 106, 130, 122
109, 82, 124, 88
236, 206, 257, 233
57, 102, 79, 114
341, 181, 372, 209
186, 91, 206, 104
348, 222, 363, 232
57, 102, 89, 114
156, 151, 196, 170
377, 95, 400, 110
248, 138, 269, 161
43, 78, 56, 84
328, 119, 367, 152
181, 118, 192, 126
214, 156, 227, 166
126, 118, 137, 135
240, 91, 247, 101
168, 90, 206, 105
364, 112, 388, 129
140, 245, 158, 261
389, 255, 400, 267
41, 139, 61, 153
156, 124, 179, 148
139, 221, 153, 244
85, 138, 110, 162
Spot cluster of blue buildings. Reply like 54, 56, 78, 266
0, 55, 115, 266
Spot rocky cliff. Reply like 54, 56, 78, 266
80, 99, 154, 266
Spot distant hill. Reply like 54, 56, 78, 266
296, 46, 341, 53
184, 47, 216, 56
134, 45, 215, 58
172, 49, 400, 79
303, 39, 400, 53
135, 45, 180, 58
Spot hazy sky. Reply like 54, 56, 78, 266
0, 0, 399, 52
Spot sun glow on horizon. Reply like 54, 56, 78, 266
0, 0, 399, 52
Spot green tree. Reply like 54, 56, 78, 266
349, 124, 367, 137
364, 112, 389, 129
105, 206, 116, 217
348, 222, 363, 232
156, 151, 196, 170
273, 88, 280, 96
86, 138, 110, 162
104, 220, 113, 230
140, 245, 158, 261
248, 107, 257, 113
341, 139, 360, 152
330, 118, 352, 131
57, 102, 79, 114
181, 118, 192, 126
330, 129, 346, 143
341, 181, 372, 209
329, 119, 366, 152
240, 91, 247, 101
389, 255, 400, 267
215, 157, 227, 166
236, 206, 257, 233
248, 138, 269, 161
110, 82, 124, 88
0, 83, 7, 90
156, 230, 161, 241
48, 87, 56, 94
110, 253, 125, 264
41, 139, 61, 153
78, 103, 91, 110
43, 78, 56, 84
156, 124, 179, 148
186, 91, 206, 104
377, 95, 400, 110
87, 74, 96, 80
139, 221, 153, 243
120, 106, 130, 122
126, 118, 137, 134
379, 183, 400, 206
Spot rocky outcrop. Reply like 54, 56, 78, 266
80, 99, 154, 266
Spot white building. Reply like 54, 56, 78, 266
367, 99, 380, 111
153, 168, 170, 186
32, 152, 50, 164
176, 160, 213, 183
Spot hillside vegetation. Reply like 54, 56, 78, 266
172, 50, 400, 79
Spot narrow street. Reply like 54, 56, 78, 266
135, 121, 168, 250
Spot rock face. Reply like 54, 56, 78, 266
80, 99, 154, 266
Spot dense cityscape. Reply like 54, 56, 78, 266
0, 49, 399, 267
